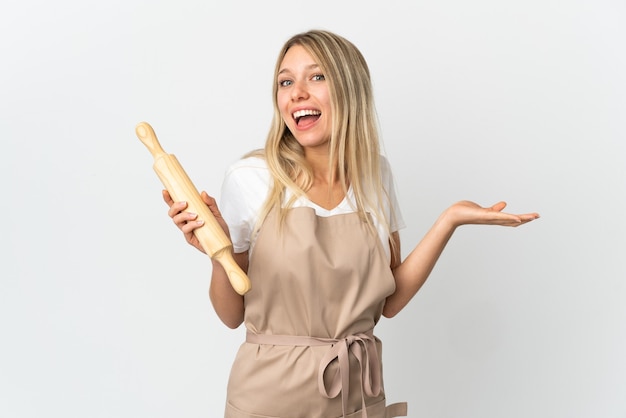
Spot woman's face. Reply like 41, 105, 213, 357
276, 45, 332, 153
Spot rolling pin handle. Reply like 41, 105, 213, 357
136, 122, 167, 159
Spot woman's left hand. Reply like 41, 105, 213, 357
444, 200, 540, 228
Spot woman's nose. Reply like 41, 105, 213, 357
291, 80, 309, 101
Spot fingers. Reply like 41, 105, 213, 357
162, 190, 199, 232
174, 210, 204, 231
162, 189, 174, 206
490, 201, 507, 212
163, 189, 218, 224
168, 201, 205, 234
517, 212, 540, 224
488, 212, 522, 226
200, 190, 214, 206
200, 191, 223, 219
498, 212, 540, 227
159, 189, 212, 253
167, 199, 188, 219
488, 202, 540, 226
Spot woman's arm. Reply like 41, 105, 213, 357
209, 251, 247, 328
383, 201, 539, 318
163, 190, 246, 328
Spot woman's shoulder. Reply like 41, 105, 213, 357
379, 154, 392, 171
222, 153, 271, 196
378, 154, 395, 184
226, 152, 268, 172
225, 153, 269, 180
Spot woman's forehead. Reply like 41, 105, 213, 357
279, 45, 319, 73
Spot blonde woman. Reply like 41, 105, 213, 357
164, 30, 539, 418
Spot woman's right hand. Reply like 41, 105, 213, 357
161, 189, 230, 254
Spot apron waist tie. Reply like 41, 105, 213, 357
246, 330, 382, 418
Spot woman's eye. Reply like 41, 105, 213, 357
312, 74, 325, 81
279, 79, 292, 87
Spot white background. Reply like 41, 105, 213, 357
1, 1, 625, 417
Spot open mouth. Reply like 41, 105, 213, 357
293, 109, 321, 126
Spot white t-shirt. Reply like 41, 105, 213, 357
219, 156, 405, 260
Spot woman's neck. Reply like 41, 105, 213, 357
303, 153, 348, 210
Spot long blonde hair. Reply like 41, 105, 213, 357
249, 30, 394, 241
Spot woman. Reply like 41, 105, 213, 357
164, 30, 539, 418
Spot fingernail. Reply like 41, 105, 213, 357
196, 220, 204, 226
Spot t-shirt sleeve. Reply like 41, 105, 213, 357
219, 157, 270, 254
381, 156, 405, 233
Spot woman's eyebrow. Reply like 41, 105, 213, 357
278, 63, 320, 75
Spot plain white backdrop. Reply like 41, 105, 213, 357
1, 1, 625, 417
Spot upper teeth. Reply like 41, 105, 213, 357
293, 109, 321, 119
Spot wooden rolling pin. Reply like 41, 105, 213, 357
135, 122, 251, 295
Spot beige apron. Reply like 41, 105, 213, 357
225, 207, 407, 418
